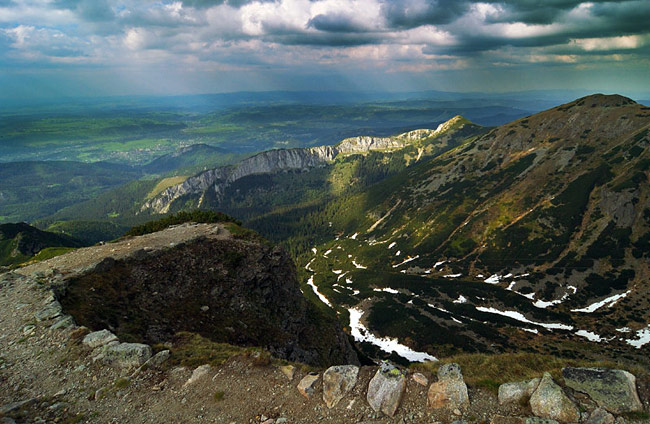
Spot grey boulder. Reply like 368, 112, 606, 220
529, 372, 580, 423
499, 378, 541, 405
428, 363, 470, 410
562, 367, 643, 414
322, 365, 359, 408
83, 329, 118, 349
367, 362, 407, 418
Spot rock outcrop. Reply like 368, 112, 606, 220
53, 223, 358, 367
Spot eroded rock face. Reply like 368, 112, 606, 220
322, 365, 359, 408
366, 362, 406, 418
59, 234, 358, 367
529, 373, 580, 423
562, 367, 643, 414
428, 363, 470, 410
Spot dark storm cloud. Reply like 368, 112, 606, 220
308, 14, 367, 33
381, 0, 470, 28
180, 0, 275, 9
267, 32, 380, 47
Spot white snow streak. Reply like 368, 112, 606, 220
373, 288, 399, 294
348, 308, 436, 362
392, 255, 419, 268
475, 307, 574, 330
307, 275, 332, 308
571, 291, 631, 313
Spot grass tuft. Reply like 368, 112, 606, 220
168, 332, 250, 368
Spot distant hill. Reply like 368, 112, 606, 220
0, 222, 83, 267
0, 160, 141, 223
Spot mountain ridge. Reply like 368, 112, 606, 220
140, 115, 478, 214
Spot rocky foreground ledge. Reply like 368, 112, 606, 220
0, 224, 648, 423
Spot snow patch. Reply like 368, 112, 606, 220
434, 260, 447, 269
571, 291, 631, 313
575, 330, 603, 342
323, 249, 332, 257
484, 274, 502, 284
311, 248, 317, 254
388, 242, 397, 249
443, 273, 462, 278
453, 295, 467, 304
625, 326, 650, 349
332, 269, 343, 275
350, 233, 358, 240
395, 250, 401, 256
352, 260, 367, 269
348, 308, 436, 362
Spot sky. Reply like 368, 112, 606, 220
0, 0, 649, 99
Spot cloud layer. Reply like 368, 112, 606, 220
0, 0, 648, 96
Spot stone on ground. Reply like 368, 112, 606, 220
184, 364, 211, 387
412, 372, 429, 386
529, 372, 580, 423
562, 367, 643, 414
297, 373, 320, 400
498, 378, 541, 405
322, 365, 359, 408
100, 342, 152, 368
428, 362, 470, 410
145, 350, 170, 368
82, 329, 118, 349
366, 362, 407, 418
279, 365, 295, 381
